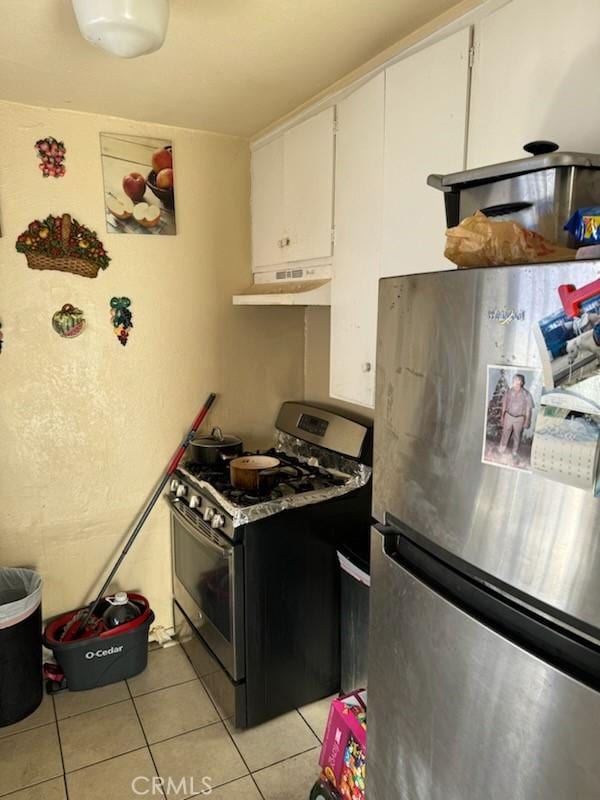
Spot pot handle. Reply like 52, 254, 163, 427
523, 140, 559, 156
211, 427, 224, 442
479, 201, 533, 217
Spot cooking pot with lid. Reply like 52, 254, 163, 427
187, 427, 243, 466
428, 141, 600, 247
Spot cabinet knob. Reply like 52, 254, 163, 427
278, 237, 290, 248
362, 362, 372, 373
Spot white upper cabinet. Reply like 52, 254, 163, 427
330, 74, 385, 408
283, 108, 335, 264
381, 28, 471, 278
251, 136, 285, 270
468, 0, 600, 167
251, 108, 335, 270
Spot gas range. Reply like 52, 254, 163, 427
170, 401, 373, 729
183, 448, 348, 505
169, 403, 372, 531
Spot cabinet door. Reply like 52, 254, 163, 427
468, 0, 600, 167
330, 75, 385, 408
283, 107, 335, 263
381, 28, 471, 278
251, 136, 285, 269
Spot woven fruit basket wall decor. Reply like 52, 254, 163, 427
15, 214, 110, 278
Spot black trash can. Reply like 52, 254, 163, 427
338, 545, 370, 694
0, 568, 43, 727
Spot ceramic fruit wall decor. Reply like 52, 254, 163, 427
110, 297, 133, 346
16, 214, 110, 278
35, 137, 66, 178
52, 304, 86, 338
100, 133, 176, 235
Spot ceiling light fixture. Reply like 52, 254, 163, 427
72, 0, 170, 59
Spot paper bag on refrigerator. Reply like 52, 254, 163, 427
445, 211, 577, 268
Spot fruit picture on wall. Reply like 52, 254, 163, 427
100, 133, 175, 235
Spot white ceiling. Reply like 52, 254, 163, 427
0, 0, 463, 138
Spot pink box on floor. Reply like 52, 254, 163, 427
319, 690, 367, 793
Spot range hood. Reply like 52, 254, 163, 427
232, 265, 331, 306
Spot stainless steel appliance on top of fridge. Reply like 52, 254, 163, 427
368, 261, 600, 800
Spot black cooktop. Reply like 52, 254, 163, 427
183, 449, 347, 507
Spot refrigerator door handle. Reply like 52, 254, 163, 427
374, 524, 600, 690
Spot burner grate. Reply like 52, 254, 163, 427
183, 449, 349, 507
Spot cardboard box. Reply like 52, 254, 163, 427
318, 690, 367, 798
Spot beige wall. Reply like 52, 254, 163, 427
304, 307, 374, 421
0, 100, 304, 627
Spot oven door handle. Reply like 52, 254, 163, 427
170, 500, 232, 557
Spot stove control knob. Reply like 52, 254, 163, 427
176, 484, 187, 498
189, 495, 200, 509
170, 479, 179, 492
211, 514, 225, 530
203, 506, 215, 522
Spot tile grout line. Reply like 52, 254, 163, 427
134, 715, 223, 748
251, 744, 321, 779
53, 691, 130, 723
0, 699, 57, 741
296, 708, 325, 743
0, 726, 67, 800
126, 680, 166, 797
0, 718, 55, 743
176, 641, 266, 800
58, 745, 150, 778
128, 675, 202, 699
177, 642, 321, 797
0, 774, 64, 800
0, 723, 66, 800
50, 693, 70, 800
0, 701, 67, 799
51, 674, 201, 725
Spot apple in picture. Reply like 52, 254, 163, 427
156, 168, 173, 189
122, 172, 146, 203
133, 202, 161, 228
107, 192, 134, 220
152, 147, 172, 173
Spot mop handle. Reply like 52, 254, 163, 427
78, 393, 217, 635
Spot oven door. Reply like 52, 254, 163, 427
170, 499, 245, 680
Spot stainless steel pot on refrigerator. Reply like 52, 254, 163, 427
428, 141, 600, 247
368, 262, 600, 800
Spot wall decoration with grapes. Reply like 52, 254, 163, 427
110, 297, 133, 346
35, 137, 66, 178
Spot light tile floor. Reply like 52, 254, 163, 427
0, 644, 335, 800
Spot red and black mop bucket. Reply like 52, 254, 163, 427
43, 593, 154, 691
41, 393, 216, 693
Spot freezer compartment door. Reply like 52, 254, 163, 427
374, 262, 600, 631
367, 528, 600, 800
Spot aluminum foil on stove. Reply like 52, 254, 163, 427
180, 431, 371, 527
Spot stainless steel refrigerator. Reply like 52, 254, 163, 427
368, 261, 600, 800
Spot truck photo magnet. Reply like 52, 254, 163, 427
482, 365, 543, 473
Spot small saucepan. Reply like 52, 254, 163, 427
230, 455, 281, 493
188, 427, 243, 467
